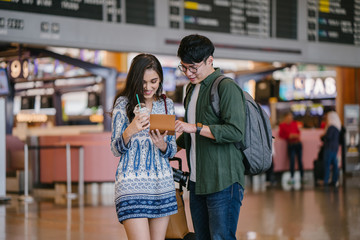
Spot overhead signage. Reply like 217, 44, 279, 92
8, 60, 29, 80
0, 1, 360, 66
293, 75, 337, 99
277, 70, 337, 101
307, 0, 360, 45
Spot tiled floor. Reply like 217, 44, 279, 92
1, 176, 360, 240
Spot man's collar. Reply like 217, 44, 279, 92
201, 68, 221, 87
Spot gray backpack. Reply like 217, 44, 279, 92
210, 75, 273, 175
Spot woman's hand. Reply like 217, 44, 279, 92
149, 129, 168, 152
122, 113, 150, 144
131, 112, 150, 132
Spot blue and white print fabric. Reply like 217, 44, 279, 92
111, 96, 177, 222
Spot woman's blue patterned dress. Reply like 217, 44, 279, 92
111, 96, 178, 223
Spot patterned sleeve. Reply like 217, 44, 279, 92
111, 97, 131, 157
159, 97, 177, 159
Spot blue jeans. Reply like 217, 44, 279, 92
323, 149, 338, 185
188, 181, 244, 240
287, 142, 304, 179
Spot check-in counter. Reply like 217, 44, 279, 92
176, 129, 333, 174
174, 128, 334, 174
272, 128, 341, 172
38, 133, 117, 183
6, 135, 25, 171
25, 128, 340, 185
36, 133, 188, 184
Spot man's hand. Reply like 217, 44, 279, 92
175, 120, 196, 134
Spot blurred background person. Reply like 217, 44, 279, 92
321, 111, 341, 187
279, 111, 304, 186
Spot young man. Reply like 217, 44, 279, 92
174, 34, 246, 240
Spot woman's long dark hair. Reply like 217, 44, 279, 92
112, 53, 163, 122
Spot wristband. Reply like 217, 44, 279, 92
196, 123, 203, 135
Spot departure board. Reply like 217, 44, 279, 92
0, 1, 106, 21
169, 0, 297, 40
126, 0, 155, 26
0, 0, 154, 25
276, 0, 297, 39
0, 1, 360, 67
170, 0, 272, 38
307, 0, 360, 45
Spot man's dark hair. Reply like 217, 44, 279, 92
177, 34, 215, 64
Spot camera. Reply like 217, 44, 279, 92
172, 167, 189, 187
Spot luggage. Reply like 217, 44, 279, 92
313, 146, 324, 186
166, 157, 196, 240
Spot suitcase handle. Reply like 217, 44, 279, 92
169, 157, 182, 171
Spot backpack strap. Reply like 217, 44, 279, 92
210, 75, 227, 118
210, 75, 245, 150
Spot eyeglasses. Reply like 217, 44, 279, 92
178, 61, 204, 73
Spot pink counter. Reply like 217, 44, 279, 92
38, 133, 188, 184
172, 129, 330, 173
38, 133, 119, 183
173, 129, 329, 173
272, 128, 341, 172
6, 135, 25, 171
35, 128, 337, 184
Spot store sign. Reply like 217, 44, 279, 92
293, 75, 336, 99
8, 59, 29, 79
16, 113, 48, 123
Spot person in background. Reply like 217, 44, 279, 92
110, 53, 178, 240
174, 34, 246, 240
321, 111, 341, 187
320, 109, 333, 129
279, 111, 304, 185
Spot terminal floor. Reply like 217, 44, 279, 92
1, 178, 360, 240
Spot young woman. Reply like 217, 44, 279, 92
110, 53, 177, 240
321, 111, 341, 187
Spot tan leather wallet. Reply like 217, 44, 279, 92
150, 114, 175, 135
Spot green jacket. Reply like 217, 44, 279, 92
177, 68, 246, 194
